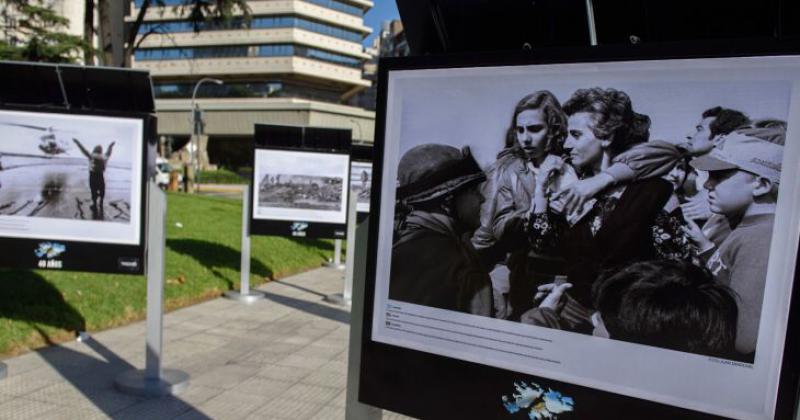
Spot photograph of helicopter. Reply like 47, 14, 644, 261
0, 110, 139, 224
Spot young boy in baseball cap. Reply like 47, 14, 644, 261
685, 133, 783, 360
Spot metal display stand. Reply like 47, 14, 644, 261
345, 215, 383, 420
224, 187, 265, 303
585, 0, 598, 46
115, 182, 190, 397
323, 239, 346, 270
324, 190, 358, 306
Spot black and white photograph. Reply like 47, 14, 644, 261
0, 110, 143, 245
253, 149, 349, 224
351, 161, 372, 213
258, 174, 343, 211
370, 55, 800, 420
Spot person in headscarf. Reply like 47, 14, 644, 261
390, 144, 493, 316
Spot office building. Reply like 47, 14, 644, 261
131, 0, 374, 169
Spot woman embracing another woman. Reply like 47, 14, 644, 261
521, 87, 694, 331
471, 90, 578, 320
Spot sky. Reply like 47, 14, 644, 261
384, 60, 794, 168
363, 1, 400, 47
0, 110, 138, 164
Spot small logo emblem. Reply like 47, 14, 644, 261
501, 381, 574, 419
35, 242, 65, 269
118, 258, 140, 272
290, 222, 308, 237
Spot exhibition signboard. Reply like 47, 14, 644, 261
350, 161, 372, 214
250, 124, 351, 239
350, 144, 373, 225
360, 43, 800, 419
0, 107, 147, 274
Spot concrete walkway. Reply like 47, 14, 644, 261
0, 268, 413, 419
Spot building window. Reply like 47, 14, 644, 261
302, 0, 363, 16
152, 80, 342, 103
139, 14, 364, 43
134, 0, 185, 6
135, 0, 363, 16
135, 43, 362, 68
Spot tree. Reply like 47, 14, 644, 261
100, 0, 251, 67
83, 0, 95, 64
0, 0, 86, 63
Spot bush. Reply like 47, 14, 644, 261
198, 168, 247, 184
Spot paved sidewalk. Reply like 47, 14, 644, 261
0, 268, 413, 419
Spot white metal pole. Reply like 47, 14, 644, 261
345, 215, 382, 420
585, 0, 598, 46
240, 187, 251, 296
224, 186, 265, 303
343, 187, 358, 303
334, 239, 343, 266
145, 181, 166, 380
115, 182, 189, 397
325, 239, 346, 270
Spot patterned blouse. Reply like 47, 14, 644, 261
526, 193, 698, 262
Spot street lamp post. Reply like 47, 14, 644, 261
189, 77, 224, 192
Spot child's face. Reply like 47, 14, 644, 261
665, 165, 687, 190
515, 109, 549, 161
703, 169, 757, 216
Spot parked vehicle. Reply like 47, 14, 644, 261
155, 157, 182, 189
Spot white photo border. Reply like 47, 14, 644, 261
252, 148, 350, 224
369, 55, 800, 420
0, 109, 144, 246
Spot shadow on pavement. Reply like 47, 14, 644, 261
271, 279, 328, 298
0, 270, 210, 418
261, 290, 350, 325
34, 337, 212, 419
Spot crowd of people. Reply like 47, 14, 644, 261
260, 174, 343, 208
389, 87, 786, 362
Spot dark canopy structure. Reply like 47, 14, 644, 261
397, 0, 798, 55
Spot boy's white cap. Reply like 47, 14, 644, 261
690, 133, 783, 184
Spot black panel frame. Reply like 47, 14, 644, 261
250, 124, 352, 240
359, 39, 800, 420
0, 104, 151, 275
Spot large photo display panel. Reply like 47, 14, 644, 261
253, 148, 349, 224
367, 53, 800, 419
0, 109, 146, 273
0, 109, 144, 244
350, 161, 372, 214
250, 124, 352, 239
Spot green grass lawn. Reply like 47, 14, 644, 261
0, 192, 337, 356
197, 168, 249, 184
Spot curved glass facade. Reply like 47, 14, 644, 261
303, 0, 363, 16
138, 15, 365, 43
134, 0, 364, 17
134, 43, 362, 68
153, 80, 342, 102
